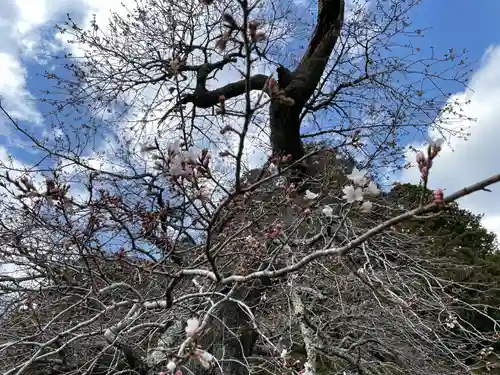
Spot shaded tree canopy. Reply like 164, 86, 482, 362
1, 0, 500, 375
2, 159, 500, 375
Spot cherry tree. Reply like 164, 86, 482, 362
0, 0, 499, 374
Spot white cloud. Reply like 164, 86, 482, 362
0, 53, 42, 127
14, 0, 50, 33
400, 45, 500, 239
0, 0, 135, 126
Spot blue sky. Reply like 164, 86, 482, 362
1, 0, 500, 236
398, 0, 500, 236
411, 0, 500, 58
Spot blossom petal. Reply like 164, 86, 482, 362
365, 181, 380, 197
322, 205, 333, 217
304, 190, 318, 200
360, 201, 373, 213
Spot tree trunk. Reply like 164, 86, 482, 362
178, 2, 345, 374
269, 101, 304, 161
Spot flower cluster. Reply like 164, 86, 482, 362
416, 137, 443, 183
321, 205, 334, 218
161, 367, 182, 375
145, 140, 211, 181
247, 20, 266, 42
304, 190, 318, 200
265, 76, 294, 105
167, 55, 187, 76
160, 318, 215, 374
268, 77, 279, 95
245, 235, 261, 250
445, 313, 458, 329
416, 138, 446, 204
267, 152, 293, 172
18, 301, 38, 312
479, 346, 494, 359
193, 348, 214, 370
214, 14, 266, 51
217, 95, 226, 115
279, 349, 301, 372
185, 317, 200, 337
341, 167, 380, 213
267, 224, 282, 239
433, 188, 444, 205
215, 13, 236, 51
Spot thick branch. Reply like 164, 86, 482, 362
287, 0, 345, 105
291, 287, 318, 371
104, 304, 146, 372
181, 74, 269, 108
180, 172, 500, 283
193, 55, 240, 95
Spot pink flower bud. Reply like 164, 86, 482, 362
433, 143, 442, 153
253, 30, 266, 42
267, 227, 281, 239
248, 20, 259, 30
217, 96, 226, 114
117, 247, 125, 259
215, 38, 228, 51
268, 77, 279, 94
416, 151, 425, 164
434, 188, 444, 204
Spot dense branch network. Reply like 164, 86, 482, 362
0, 1, 492, 375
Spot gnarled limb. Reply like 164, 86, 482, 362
180, 74, 269, 108
269, 0, 345, 164
285, 0, 345, 106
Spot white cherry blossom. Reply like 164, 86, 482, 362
303, 362, 314, 375
202, 351, 214, 362
166, 361, 176, 371
360, 201, 373, 213
365, 181, 380, 196
281, 349, 288, 359
342, 185, 363, 203
322, 205, 334, 217
304, 190, 318, 200
346, 167, 367, 186
185, 318, 200, 337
